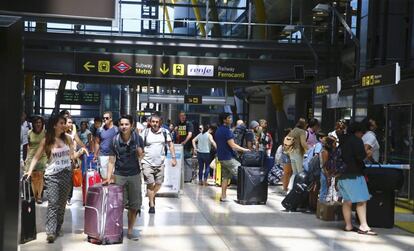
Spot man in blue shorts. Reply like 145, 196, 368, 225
215, 112, 250, 202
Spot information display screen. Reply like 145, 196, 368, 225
62, 90, 100, 105
314, 77, 341, 96
360, 63, 400, 88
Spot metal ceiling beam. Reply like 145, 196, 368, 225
23, 31, 329, 58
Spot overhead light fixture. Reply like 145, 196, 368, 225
312, 3, 331, 13
282, 25, 298, 33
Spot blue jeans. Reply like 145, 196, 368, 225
197, 152, 211, 181
319, 172, 328, 202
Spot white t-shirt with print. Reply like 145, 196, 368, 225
141, 128, 172, 166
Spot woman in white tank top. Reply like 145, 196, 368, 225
192, 124, 217, 185
26, 115, 88, 243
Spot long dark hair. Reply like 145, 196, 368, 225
45, 116, 69, 159
32, 116, 45, 134
324, 136, 336, 153
201, 124, 209, 134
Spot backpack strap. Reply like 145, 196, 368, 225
240, 128, 246, 147
143, 128, 149, 146
162, 129, 168, 156
112, 133, 121, 159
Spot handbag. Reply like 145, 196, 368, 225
72, 165, 83, 187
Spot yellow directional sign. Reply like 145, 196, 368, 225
173, 64, 185, 76
160, 63, 169, 75
98, 60, 110, 72
83, 61, 95, 71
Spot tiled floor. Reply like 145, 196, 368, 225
19, 184, 414, 251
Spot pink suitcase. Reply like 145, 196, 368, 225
84, 184, 124, 244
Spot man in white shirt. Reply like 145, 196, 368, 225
21, 111, 32, 161
362, 118, 380, 163
141, 114, 176, 214
328, 120, 346, 146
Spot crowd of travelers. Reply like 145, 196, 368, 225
20, 109, 380, 243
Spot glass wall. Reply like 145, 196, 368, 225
386, 105, 414, 212
38, 79, 121, 121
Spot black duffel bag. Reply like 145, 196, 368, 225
240, 150, 264, 167
364, 167, 404, 191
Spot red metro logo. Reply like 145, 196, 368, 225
113, 61, 132, 74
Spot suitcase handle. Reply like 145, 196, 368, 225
20, 177, 32, 201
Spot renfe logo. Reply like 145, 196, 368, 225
187, 64, 214, 77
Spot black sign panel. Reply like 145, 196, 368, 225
62, 90, 100, 105
75, 53, 248, 80
184, 95, 202, 104
0, 0, 115, 19
360, 63, 400, 88
314, 77, 341, 96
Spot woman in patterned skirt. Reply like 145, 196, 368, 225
26, 115, 88, 243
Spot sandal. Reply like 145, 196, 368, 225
127, 233, 139, 241
358, 229, 378, 236
343, 226, 358, 232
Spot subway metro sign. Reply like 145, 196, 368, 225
76, 53, 248, 80
314, 77, 341, 96
360, 63, 400, 88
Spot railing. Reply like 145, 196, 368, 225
24, 19, 329, 44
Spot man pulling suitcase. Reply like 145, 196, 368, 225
105, 115, 144, 241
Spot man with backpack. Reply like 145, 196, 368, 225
105, 115, 144, 240
141, 114, 176, 214
232, 120, 248, 154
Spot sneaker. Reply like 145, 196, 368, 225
46, 234, 55, 243
148, 207, 155, 214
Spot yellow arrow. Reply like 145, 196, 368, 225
83, 61, 95, 71
160, 63, 169, 75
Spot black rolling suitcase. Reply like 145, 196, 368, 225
367, 190, 395, 228
20, 178, 37, 244
281, 172, 309, 211
237, 166, 268, 205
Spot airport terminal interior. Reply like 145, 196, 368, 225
0, 0, 414, 250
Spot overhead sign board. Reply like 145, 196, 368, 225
0, 0, 115, 20
184, 95, 202, 104
314, 77, 341, 96
62, 90, 100, 105
75, 53, 248, 80
360, 63, 400, 88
